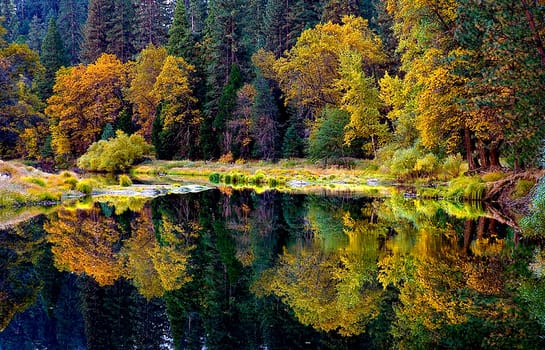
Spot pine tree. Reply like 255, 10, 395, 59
0, 0, 18, 41
167, 0, 194, 59
58, 0, 87, 64
214, 63, 243, 156
106, 0, 135, 61
251, 73, 279, 159
321, 0, 358, 24
26, 15, 45, 52
132, 0, 172, 52
81, 0, 112, 63
39, 17, 68, 98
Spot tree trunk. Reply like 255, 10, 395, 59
464, 128, 477, 171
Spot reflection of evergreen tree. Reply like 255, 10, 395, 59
78, 275, 171, 349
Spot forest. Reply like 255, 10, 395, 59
0, 0, 545, 175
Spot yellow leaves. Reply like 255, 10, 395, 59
258, 15, 384, 116
46, 53, 128, 158
127, 45, 168, 138
151, 55, 199, 129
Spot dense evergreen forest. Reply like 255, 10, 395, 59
1, 0, 545, 173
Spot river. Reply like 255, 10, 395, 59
0, 186, 544, 349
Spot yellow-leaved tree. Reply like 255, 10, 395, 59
45, 53, 128, 164
254, 15, 384, 119
126, 44, 168, 140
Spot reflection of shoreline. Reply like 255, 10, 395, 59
0, 206, 55, 230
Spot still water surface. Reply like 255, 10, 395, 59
1, 188, 545, 349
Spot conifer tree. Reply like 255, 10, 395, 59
167, 0, 194, 59
321, 0, 359, 24
106, 0, 135, 62
39, 17, 68, 98
81, 0, 112, 63
214, 63, 243, 156
26, 15, 45, 52
58, 0, 87, 64
132, 0, 172, 52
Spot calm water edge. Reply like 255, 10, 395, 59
1, 188, 545, 349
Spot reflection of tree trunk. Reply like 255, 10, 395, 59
477, 216, 486, 240
463, 219, 474, 255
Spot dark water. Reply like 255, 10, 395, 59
1, 188, 545, 349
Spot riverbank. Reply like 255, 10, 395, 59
1, 159, 542, 216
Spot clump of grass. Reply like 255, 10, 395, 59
209, 173, 220, 183
76, 179, 94, 195
22, 176, 46, 187
119, 174, 133, 187
512, 179, 535, 199
441, 176, 485, 201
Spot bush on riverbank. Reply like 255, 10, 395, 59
78, 131, 152, 172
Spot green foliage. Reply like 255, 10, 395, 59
414, 153, 439, 177
388, 147, 419, 180
481, 171, 507, 183
521, 178, 545, 238
118, 174, 132, 187
101, 123, 115, 140
209, 173, 221, 183
282, 120, 306, 158
308, 108, 350, 162
76, 179, 94, 195
22, 176, 46, 187
441, 154, 464, 179
77, 130, 152, 172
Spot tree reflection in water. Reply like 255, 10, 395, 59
0, 190, 544, 349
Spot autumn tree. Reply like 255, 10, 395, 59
127, 44, 168, 139
0, 42, 47, 159
255, 16, 384, 120
151, 55, 202, 159
46, 53, 128, 163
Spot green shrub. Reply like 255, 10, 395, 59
224, 174, 232, 184
23, 177, 46, 187
254, 171, 265, 184
63, 177, 78, 189
77, 130, 152, 172
119, 174, 133, 187
268, 177, 278, 187
481, 171, 507, 182
441, 154, 464, 178
414, 153, 439, 177
521, 178, 545, 238
389, 147, 419, 179
446, 177, 484, 201
209, 173, 220, 183
76, 179, 94, 195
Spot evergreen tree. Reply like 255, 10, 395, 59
0, 0, 18, 42
26, 15, 45, 52
132, 0, 172, 52
81, 0, 112, 63
58, 0, 87, 64
39, 17, 67, 97
214, 63, 243, 156
282, 117, 306, 158
106, 0, 135, 61
167, 0, 194, 59
251, 73, 279, 159
263, 0, 289, 57
321, 0, 359, 23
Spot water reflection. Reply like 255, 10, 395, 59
0, 189, 544, 349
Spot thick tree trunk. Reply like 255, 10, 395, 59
464, 128, 477, 171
